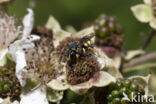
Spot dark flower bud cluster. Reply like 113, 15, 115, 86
94, 14, 124, 49
94, 14, 123, 38
152, 0, 156, 17
107, 79, 146, 104
0, 66, 21, 101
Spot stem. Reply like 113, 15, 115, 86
29, 0, 36, 9
123, 52, 156, 69
123, 63, 156, 73
1, 3, 8, 12
88, 91, 96, 104
141, 30, 156, 50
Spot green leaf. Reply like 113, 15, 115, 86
131, 4, 153, 23
80, 96, 92, 104
62, 90, 83, 104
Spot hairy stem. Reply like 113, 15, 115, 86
123, 63, 156, 73
123, 52, 156, 69
141, 30, 156, 50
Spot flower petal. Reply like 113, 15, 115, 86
73, 26, 94, 38
47, 75, 69, 91
1, 97, 11, 104
94, 47, 113, 69
22, 8, 34, 39
12, 101, 19, 104
131, 4, 153, 23
92, 71, 116, 87
149, 74, 156, 95
0, 48, 8, 66
46, 16, 71, 48
129, 74, 151, 95
124, 49, 145, 61
144, 0, 152, 4
70, 81, 92, 94
70, 71, 116, 94
105, 56, 123, 79
150, 18, 156, 29
53, 29, 71, 48
15, 50, 27, 86
9, 35, 40, 61
20, 86, 49, 104
28, 35, 40, 41
46, 16, 61, 32
9, 37, 38, 86
0, 98, 3, 103
65, 25, 77, 34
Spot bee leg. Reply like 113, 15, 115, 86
82, 48, 86, 54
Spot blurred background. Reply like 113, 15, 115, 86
7, 0, 156, 51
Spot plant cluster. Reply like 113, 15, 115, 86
0, 0, 156, 104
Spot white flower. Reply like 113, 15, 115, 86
7, 9, 50, 104
0, 13, 21, 66
9, 8, 40, 86
47, 71, 116, 94
45, 16, 116, 94
131, 0, 156, 29
20, 86, 49, 104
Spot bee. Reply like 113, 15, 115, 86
65, 33, 95, 65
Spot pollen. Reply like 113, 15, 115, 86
66, 56, 100, 85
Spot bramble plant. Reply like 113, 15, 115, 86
0, 0, 156, 104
